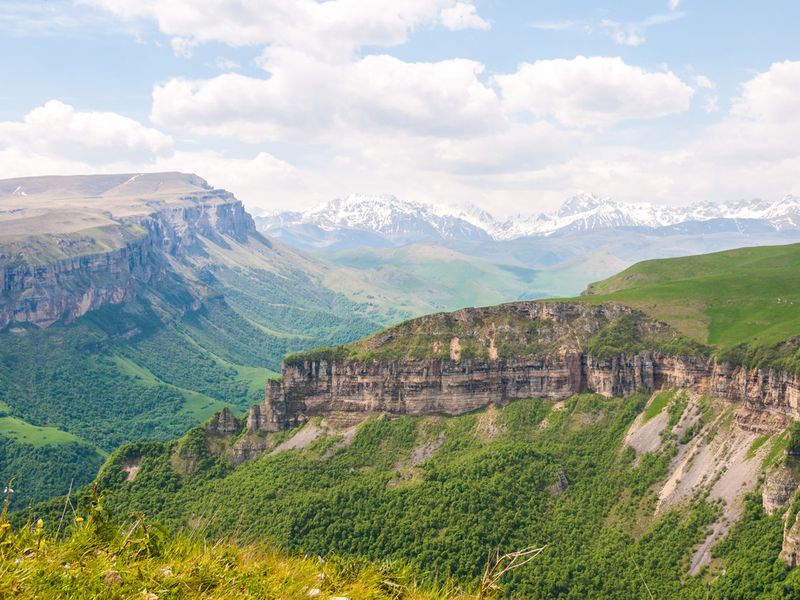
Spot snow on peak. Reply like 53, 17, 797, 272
261, 192, 800, 243
556, 192, 607, 217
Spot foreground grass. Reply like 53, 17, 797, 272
1, 491, 476, 600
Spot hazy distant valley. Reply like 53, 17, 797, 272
257, 193, 800, 308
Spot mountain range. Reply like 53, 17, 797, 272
256, 192, 800, 249
255, 192, 800, 310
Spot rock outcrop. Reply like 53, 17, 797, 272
0, 173, 256, 329
247, 301, 800, 432
783, 514, 800, 567
207, 407, 239, 436
763, 461, 800, 515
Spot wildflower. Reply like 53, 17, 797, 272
0, 523, 10, 530
35, 519, 44, 530
75, 516, 84, 524
105, 571, 123, 587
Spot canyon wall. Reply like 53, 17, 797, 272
248, 303, 800, 432
0, 192, 255, 329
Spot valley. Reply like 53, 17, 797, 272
0, 173, 386, 506
259, 193, 800, 311
46, 241, 800, 597
4, 174, 800, 597
6, 3, 800, 596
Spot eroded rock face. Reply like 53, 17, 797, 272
1, 240, 154, 328
763, 461, 800, 515
232, 436, 271, 465
248, 302, 800, 433
783, 514, 800, 567
207, 407, 239, 436
0, 188, 255, 329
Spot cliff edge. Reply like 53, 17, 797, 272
246, 301, 800, 432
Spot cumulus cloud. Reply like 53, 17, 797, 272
730, 60, 800, 122
494, 56, 694, 128
152, 52, 503, 141
537, 61, 800, 207
0, 100, 172, 164
79, 0, 490, 60
11, 2, 800, 218
440, 2, 489, 31
690, 61, 800, 163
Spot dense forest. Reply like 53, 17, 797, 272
0, 260, 382, 508
36, 393, 799, 598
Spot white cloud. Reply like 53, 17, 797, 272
214, 56, 240, 70
440, 2, 489, 31
703, 95, 719, 113
531, 61, 800, 207
600, 20, 645, 46
79, 0, 489, 60
7, 56, 800, 218
170, 36, 196, 58
669, 0, 681, 10
730, 60, 800, 122
153, 150, 307, 209
152, 52, 502, 141
531, 20, 578, 32
598, 12, 683, 46
0, 100, 172, 163
694, 74, 715, 89
494, 56, 694, 128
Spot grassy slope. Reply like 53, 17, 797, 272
580, 243, 800, 374
0, 417, 98, 448
319, 243, 569, 318
583, 242, 800, 348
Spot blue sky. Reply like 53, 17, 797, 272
1, 1, 799, 215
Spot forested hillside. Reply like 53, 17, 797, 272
0, 174, 383, 507
59, 392, 799, 598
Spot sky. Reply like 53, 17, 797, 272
1, 1, 800, 217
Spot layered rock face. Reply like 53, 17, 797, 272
0, 173, 256, 329
2, 240, 153, 328
247, 302, 800, 432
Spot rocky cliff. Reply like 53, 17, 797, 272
0, 173, 256, 328
246, 301, 800, 432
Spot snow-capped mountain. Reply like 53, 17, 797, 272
256, 192, 800, 249
491, 193, 684, 240
256, 194, 490, 247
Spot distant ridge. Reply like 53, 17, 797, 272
257, 192, 800, 246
